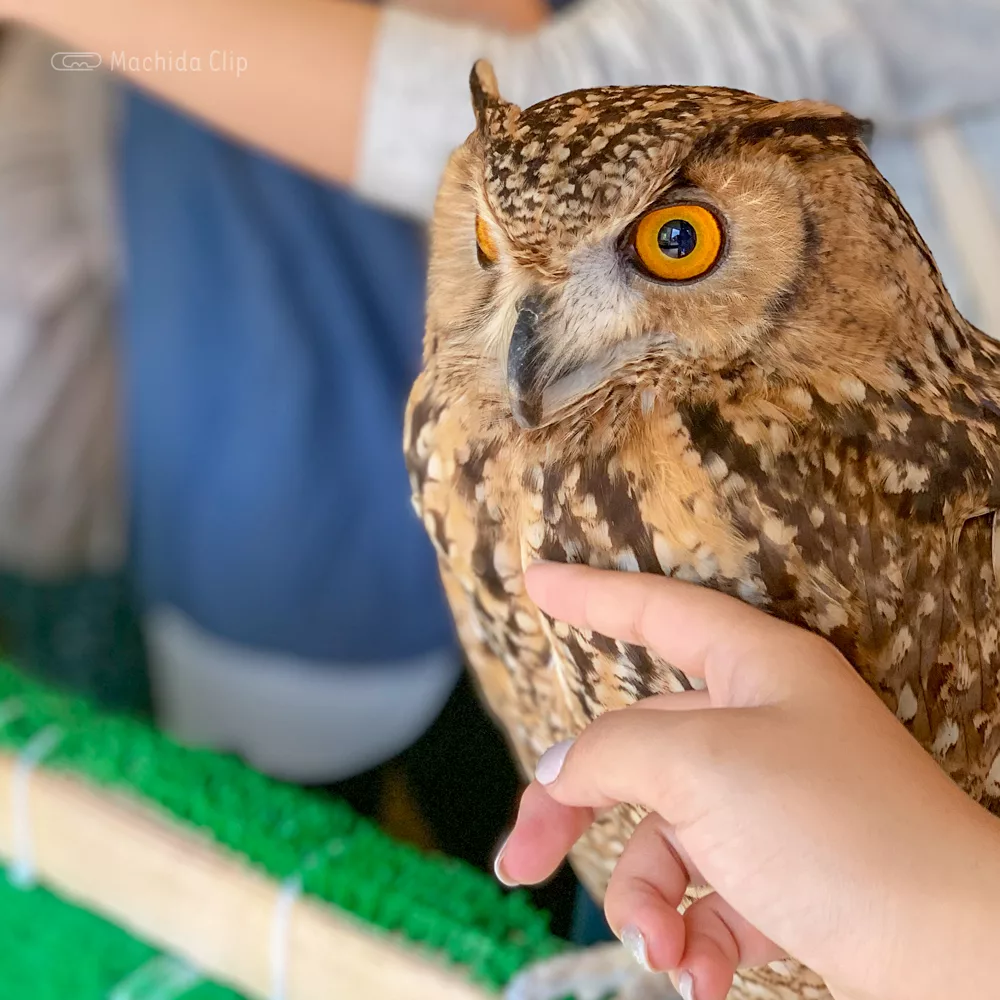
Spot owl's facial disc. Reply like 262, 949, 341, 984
498, 193, 733, 429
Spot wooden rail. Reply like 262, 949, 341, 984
0, 755, 492, 1000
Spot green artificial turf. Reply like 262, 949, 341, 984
0, 663, 565, 993
0, 877, 245, 1000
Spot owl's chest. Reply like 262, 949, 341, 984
410, 377, 1000, 755
457, 431, 765, 728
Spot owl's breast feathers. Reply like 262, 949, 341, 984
406, 329, 1000, 812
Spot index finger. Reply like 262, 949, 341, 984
524, 563, 782, 681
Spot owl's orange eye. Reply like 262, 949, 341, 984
475, 214, 500, 267
632, 204, 723, 282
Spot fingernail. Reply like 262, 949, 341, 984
535, 739, 574, 785
677, 970, 695, 1000
620, 925, 653, 972
493, 833, 518, 887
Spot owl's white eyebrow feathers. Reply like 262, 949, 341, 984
557, 239, 642, 350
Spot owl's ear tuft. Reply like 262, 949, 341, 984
469, 60, 518, 137
470, 60, 500, 106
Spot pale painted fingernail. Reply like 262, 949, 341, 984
620, 925, 652, 972
677, 970, 695, 1000
493, 833, 518, 887
535, 739, 574, 785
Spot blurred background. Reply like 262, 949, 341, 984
2, 0, 999, 946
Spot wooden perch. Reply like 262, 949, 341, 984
0, 754, 493, 1000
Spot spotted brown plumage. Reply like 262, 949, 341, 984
405, 61, 1000, 1000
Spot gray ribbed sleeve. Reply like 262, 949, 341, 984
356, 0, 1000, 219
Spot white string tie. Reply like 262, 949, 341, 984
9, 723, 63, 888
268, 838, 346, 1000
108, 954, 202, 1000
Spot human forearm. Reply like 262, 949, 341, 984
10, 0, 376, 186
9, 0, 546, 189
17, 0, 999, 217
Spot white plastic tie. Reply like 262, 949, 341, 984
8, 724, 63, 889
108, 954, 202, 1000
269, 872, 303, 1000
268, 839, 345, 1000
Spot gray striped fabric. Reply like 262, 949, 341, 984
0, 28, 123, 577
359, 0, 1000, 330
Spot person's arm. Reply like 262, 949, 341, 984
12, 0, 1000, 215
13, 0, 377, 185
359, 0, 1000, 217
7, 0, 545, 189
498, 564, 1000, 1000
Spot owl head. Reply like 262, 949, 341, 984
425, 62, 953, 433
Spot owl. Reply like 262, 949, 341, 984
405, 61, 1000, 1000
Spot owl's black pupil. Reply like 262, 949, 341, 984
657, 219, 697, 259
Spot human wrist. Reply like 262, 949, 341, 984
817, 782, 1000, 1000
940, 807, 1000, 998
885, 798, 1000, 1000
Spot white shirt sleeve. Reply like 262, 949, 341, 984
356, 0, 1000, 219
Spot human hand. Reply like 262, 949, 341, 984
497, 564, 1000, 1000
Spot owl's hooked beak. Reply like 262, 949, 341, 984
507, 296, 547, 429
507, 294, 657, 430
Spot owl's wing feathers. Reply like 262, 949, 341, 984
666, 346, 1000, 804
405, 370, 573, 777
